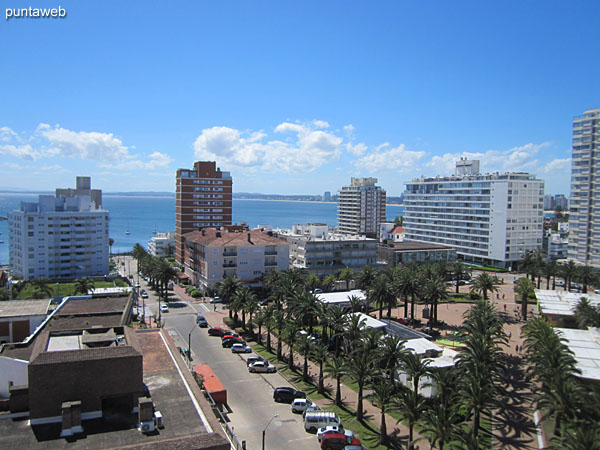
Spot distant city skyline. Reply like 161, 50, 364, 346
2, 1, 599, 196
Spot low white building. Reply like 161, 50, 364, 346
380, 223, 405, 242
315, 290, 366, 309
348, 312, 387, 330
555, 327, 600, 382
148, 231, 176, 257
278, 225, 378, 276
0, 299, 51, 344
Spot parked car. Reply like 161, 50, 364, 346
160, 304, 169, 313
422, 327, 440, 339
247, 355, 266, 366
305, 411, 341, 433
303, 402, 321, 417
231, 343, 252, 353
140, 290, 149, 299
291, 398, 316, 414
317, 425, 354, 442
273, 387, 306, 403
208, 327, 226, 336
209, 296, 222, 303
320, 433, 361, 450
222, 337, 245, 348
248, 361, 276, 373
196, 315, 208, 327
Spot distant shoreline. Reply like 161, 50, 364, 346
0, 191, 403, 206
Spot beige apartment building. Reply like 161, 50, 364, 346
182, 227, 289, 288
337, 177, 386, 238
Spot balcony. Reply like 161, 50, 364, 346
223, 251, 237, 257
264, 250, 278, 256
223, 263, 237, 268
264, 260, 278, 267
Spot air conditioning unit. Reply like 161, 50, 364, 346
140, 420, 155, 434
154, 411, 163, 428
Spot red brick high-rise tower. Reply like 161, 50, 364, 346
175, 161, 232, 264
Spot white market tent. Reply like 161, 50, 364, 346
535, 289, 600, 318
315, 290, 366, 308
555, 327, 600, 381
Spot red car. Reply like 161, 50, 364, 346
208, 327, 226, 336
320, 433, 361, 450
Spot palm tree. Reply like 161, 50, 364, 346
400, 351, 430, 393
327, 306, 348, 356
74, 277, 95, 295
326, 355, 346, 406
423, 276, 448, 325
367, 275, 393, 319
273, 310, 285, 360
348, 295, 364, 313
338, 268, 354, 291
379, 335, 407, 383
346, 346, 377, 422
232, 287, 251, 325
395, 385, 426, 450
263, 306, 275, 352
108, 237, 115, 260
306, 274, 321, 293
560, 260, 578, 291
369, 377, 395, 444
311, 343, 329, 395
217, 274, 242, 319
452, 260, 471, 294
543, 260, 558, 290
282, 321, 300, 371
470, 272, 500, 300
574, 297, 600, 328
357, 265, 378, 290
551, 422, 600, 450
515, 277, 534, 321
254, 308, 266, 345
297, 335, 313, 381
29, 277, 53, 299
323, 274, 337, 292
576, 265, 596, 293
420, 399, 463, 450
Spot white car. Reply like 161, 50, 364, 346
209, 297, 222, 303
160, 304, 169, 313
291, 398, 316, 414
317, 425, 354, 442
231, 343, 252, 353
248, 360, 276, 373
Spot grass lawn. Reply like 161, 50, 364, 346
17, 279, 128, 299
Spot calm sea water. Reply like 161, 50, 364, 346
0, 193, 404, 264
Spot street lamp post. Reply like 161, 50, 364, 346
262, 414, 279, 450
188, 325, 195, 367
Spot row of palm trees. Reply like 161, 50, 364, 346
523, 317, 600, 449
12, 276, 97, 299
217, 267, 510, 448
520, 250, 599, 293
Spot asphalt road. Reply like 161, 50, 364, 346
116, 256, 319, 450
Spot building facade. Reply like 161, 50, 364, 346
8, 177, 109, 280
568, 108, 600, 266
278, 224, 378, 276
378, 241, 457, 268
183, 227, 289, 288
176, 161, 232, 264
148, 231, 176, 258
337, 177, 386, 238
403, 159, 544, 268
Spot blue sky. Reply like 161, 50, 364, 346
1, 1, 598, 196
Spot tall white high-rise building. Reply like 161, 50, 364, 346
337, 177, 386, 238
8, 177, 109, 280
568, 108, 600, 266
402, 160, 544, 268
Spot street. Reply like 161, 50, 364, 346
116, 256, 319, 450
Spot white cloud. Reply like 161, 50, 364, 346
312, 120, 330, 129
542, 157, 571, 173
424, 143, 551, 176
193, 121, 343, 173
0, 126, 18, 142
355, 143, 425, 172
342, 123, 368, 155
101, 151, 173, 171
0, 143, 43, 160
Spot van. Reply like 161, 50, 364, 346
304, 410, 341, 433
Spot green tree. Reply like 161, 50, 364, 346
515, 277, 534, 321
74, 277, 95, 295
367, 275, 394, 319
297, 335, 313, 382
379, 335, 407, 383
339, 267, 354, 291
574, 297, 600, 328
325, 355, 346, 407
470, 272, 500, 301
217, 274, 242, 319
346, 345, 377, 421
357, 265, 378, 291
305, 273, 321, 293
311, 343, 329, 395
29, 277, 53, 299
322, 274, 337, 292
395, 385, 426, 450
452, 260, 471, 294
369, 377, 395, 444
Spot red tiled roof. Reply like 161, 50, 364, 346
183, 228, 284, 247
391, 226, 405, 234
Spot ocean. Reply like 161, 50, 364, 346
0, 193, 404, 264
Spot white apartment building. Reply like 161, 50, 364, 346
337, 177, 386, 238
183, 227, 289, 288
278, 224, 378, 276
8, 177, 109, 280
568, 108, 600, 266
403, 159, 544, 268
148, 231, 176, 258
